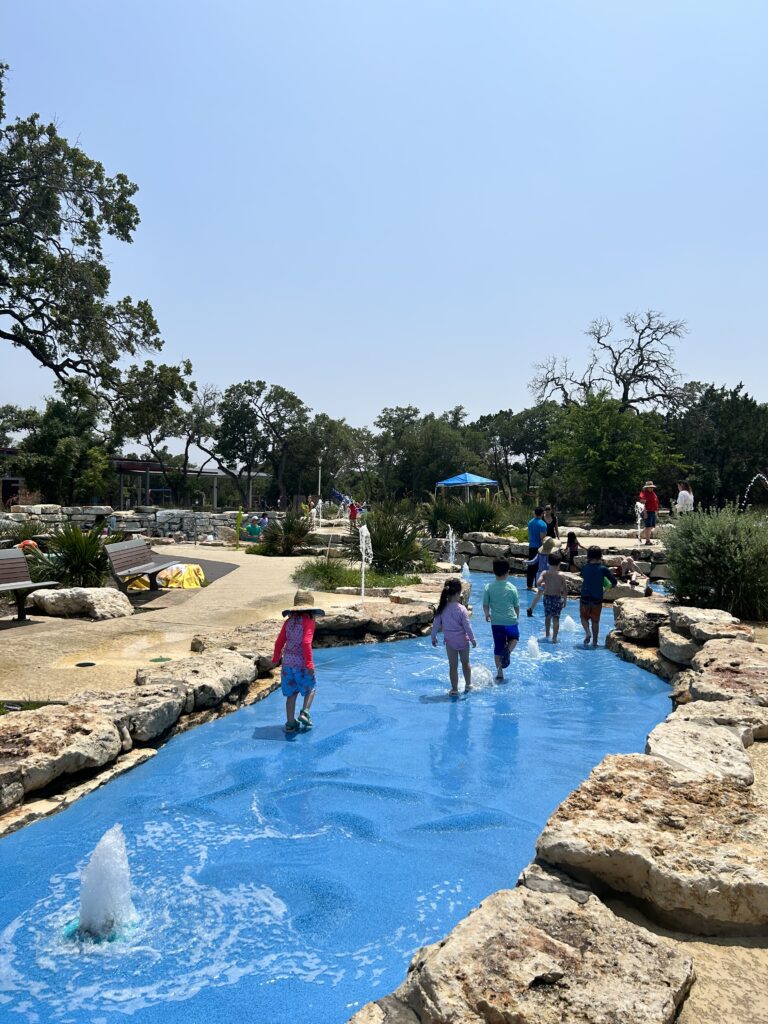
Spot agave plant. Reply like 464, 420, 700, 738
260, 511, 311, 556
27, 525, 110, 587
346, 502, 427, 574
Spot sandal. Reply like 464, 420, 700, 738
298, 709, 313, 730
284, 720, 300, 733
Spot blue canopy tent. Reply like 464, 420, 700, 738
435, 472, 500, 501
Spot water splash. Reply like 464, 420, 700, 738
739, 473, 768, 511
469, 665, 496, 688
634, 501, 646, 541
446, 526, 456, 567
461, 562, 470, 577
560, 615, 577, 633
68, 825, 137, 941
526, 637, 541, 659
359, 524, 373, 605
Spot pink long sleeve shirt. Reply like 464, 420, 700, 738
431, 601, 475, 651
273, 614, 316, 671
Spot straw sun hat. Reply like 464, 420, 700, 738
642, 480, 657, 489
282, 589, 326, 617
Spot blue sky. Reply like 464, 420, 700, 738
1, 0, 766, 424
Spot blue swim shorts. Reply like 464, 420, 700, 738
491, 624, 520, 657
644, 510, 657, 528
281, 666, 316, 697
543, 595, 564, 617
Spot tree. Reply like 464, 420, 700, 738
199, 380, 309, 506
531, 310, 687, 412
547, 392, 682, 522
0, 63, 160, 384
667, 383, 768, 507
9, 379, 116, 503
472, 403, 560, 497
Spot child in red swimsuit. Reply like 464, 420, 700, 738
272, 590, 325, 733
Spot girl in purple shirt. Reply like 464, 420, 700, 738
431, 578, 476, 696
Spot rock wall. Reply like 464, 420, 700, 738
350, 606, 768, 1022
0, 504, 248, 542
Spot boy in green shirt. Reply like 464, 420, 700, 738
483, 558, 521, 681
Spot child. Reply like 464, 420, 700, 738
538, 552, 568, 642
564, 531, 584, 572
618, 554, 643, 586
482, 558, 520, 681
579, 546, 617, 647
431, 578, 476, 695
526, 537, 557, 616
272, 589, 325, 733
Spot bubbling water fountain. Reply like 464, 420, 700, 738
526, 637, 541, 659
560, 614, 577, 633
447, 526, 457, 567
461, 561, 470, 577
65, 824, 137, 942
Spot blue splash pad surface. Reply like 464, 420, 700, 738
0, 575, 669, 1024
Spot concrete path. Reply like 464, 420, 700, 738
0, 546, 327, 702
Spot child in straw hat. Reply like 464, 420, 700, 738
272, 589, 325, 733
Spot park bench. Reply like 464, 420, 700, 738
106, 539, 178, 594
0, 548, 60, 621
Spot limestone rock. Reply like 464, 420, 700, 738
602, 582, 652, 603
645, 717, 753, 786
649, 563, 671, 580
658, 625, 701, 665
669, 606, 754, 643
0, 704, 122, 796
351, 878, 694, 1024
613, 598, 670, 643
456, 540, 478, 555
0, 764, 24, 812
468, 555, 495, 574
479, 542, 508, 557
464, 532, 510, 545
68, 684, 189, 744
688, 639, 768, 704
605, 632, 679, 681
135, 650, 256, 710
559, 571, 583, 595
537, 753, 768, 935
31, 587, 134, 620
672, 698, 768, 742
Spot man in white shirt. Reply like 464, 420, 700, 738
676, 481, 694, 514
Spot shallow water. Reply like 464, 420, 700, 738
0, 575, 670, 1024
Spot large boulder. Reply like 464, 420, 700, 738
537, 753, 768, 935
669, 606, 754, 643
613, 598, 670, 643
688, 639, 768, 704
135, 650, 256, 709
30, 587, 134, 620
350, 869, 693, 1024
0, 704, 121, 800
673, 698, 768, 741
645, 717, 753, 786
480, 542, 509, 557
468, 555, 495, 574
68, 685, 190, 747
0, 764, 24, 813
657, 625, 701, 666
605, 632, 679, 681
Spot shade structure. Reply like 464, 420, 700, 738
436, 472, 499, 488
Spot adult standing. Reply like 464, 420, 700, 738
543, 504, 560, 539
638, 481, 660, 545
526, 505, 548, 590
676, 481, 694, 515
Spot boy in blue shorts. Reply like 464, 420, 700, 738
272, 590, 325, 733
483, 558, 520, 681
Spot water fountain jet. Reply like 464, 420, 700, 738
64, 824, 137, 943
526, 637, 541, 658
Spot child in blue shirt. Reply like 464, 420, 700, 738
579, 546, 617, 647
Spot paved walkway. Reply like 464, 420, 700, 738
0, 547, 328, 702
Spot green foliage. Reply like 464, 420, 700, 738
0, 63, 160, 383
292, 558, 421, 592
0, 519, 42, 542
259, 511, 311, 556
472, 403, 560, 496
27, 525, 109, 587
346, 503, 427, 573
664, 507, 768, 620
548, 393, 682, 523
419, 496, 509, 536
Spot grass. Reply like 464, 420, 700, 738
0, 699, 49, 715
293, 557, 421, 592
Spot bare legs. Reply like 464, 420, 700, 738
494, 638, 518, 680
579, 604, 602, 646
447, 647, 472, 693
285, 687, 316, 724
545, 614, 561, 642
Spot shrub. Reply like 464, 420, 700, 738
419, 496, 509, 536
26, 525, 110, 587
346, 503, 427, 574
293, 558, 421, 592
259, 511, 311, 556
664, 506, 768, 620
0, 519, 43, 542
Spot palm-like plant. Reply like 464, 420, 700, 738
260, 511, 311, 556
347, 503, 426, 573
27, 525, 109, 587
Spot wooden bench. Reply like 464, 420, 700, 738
0, 548, 60, 621
105, 539, 179, 594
